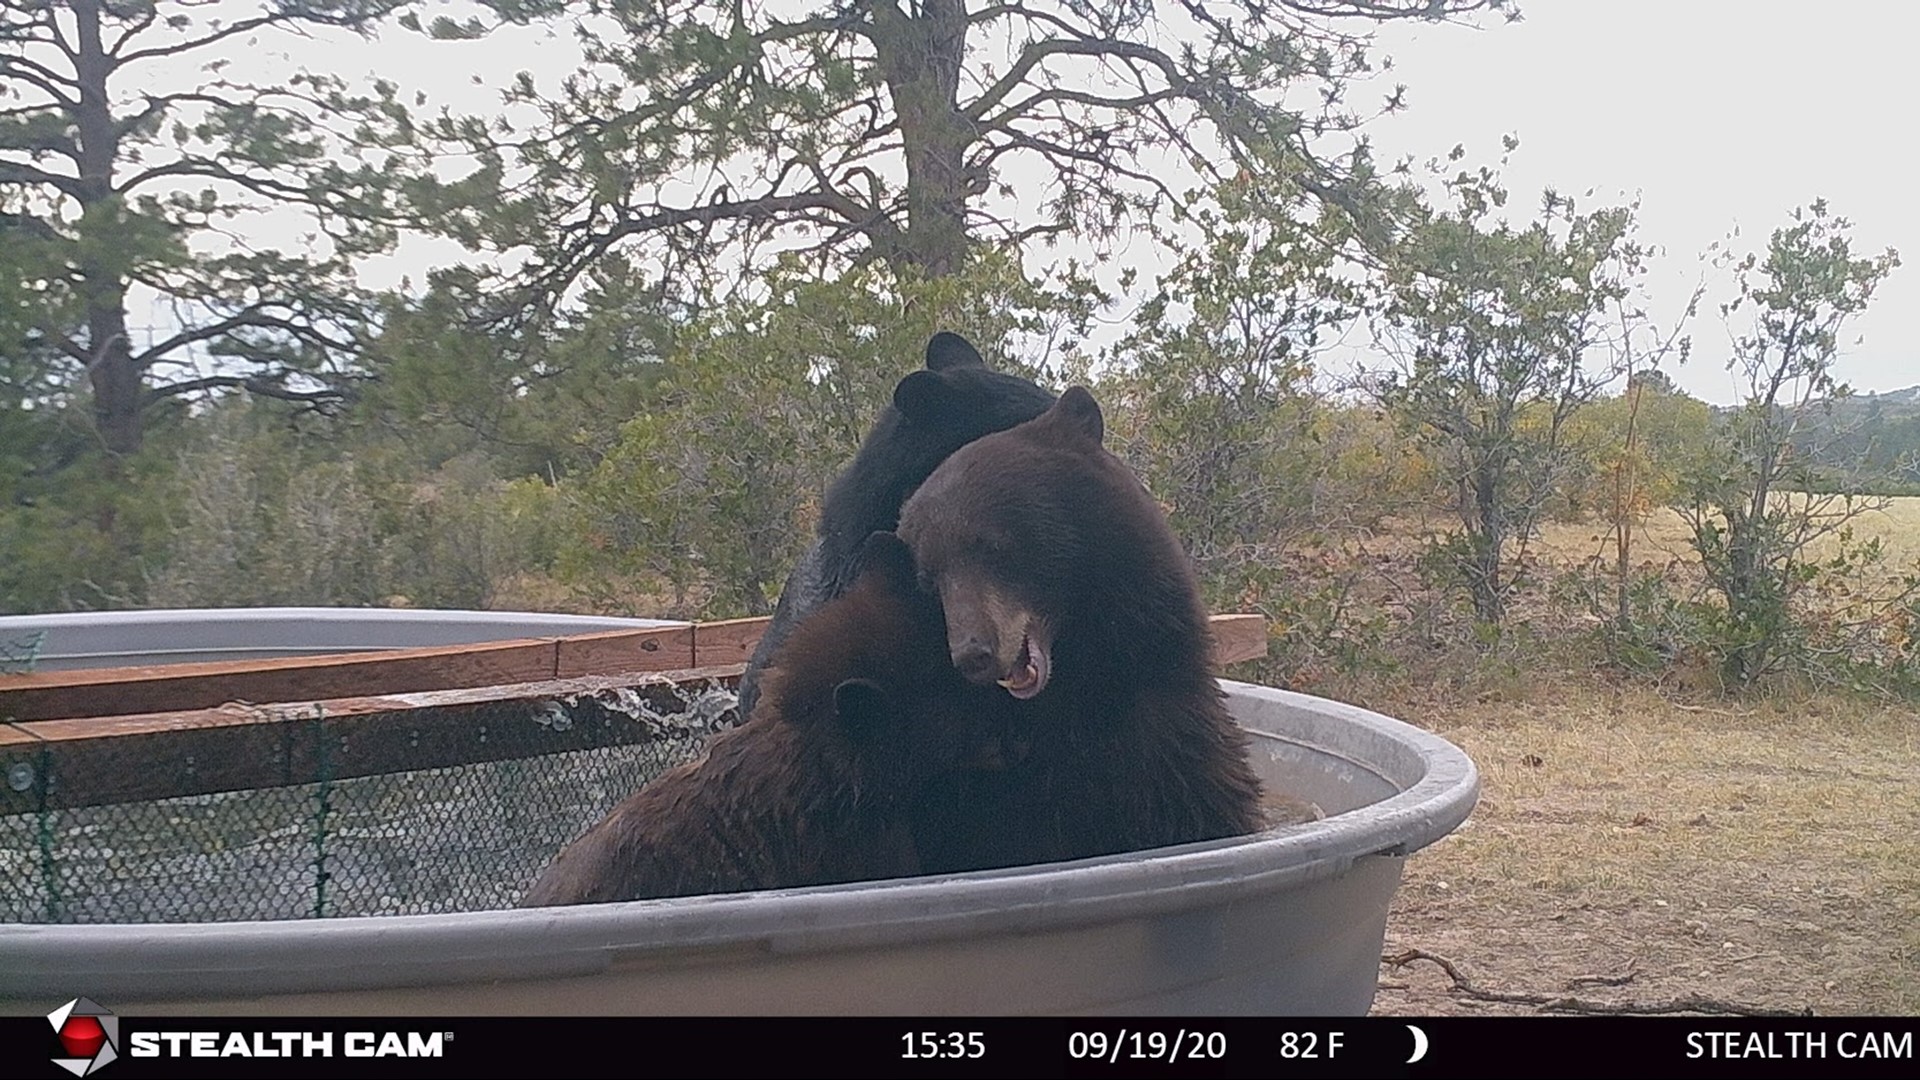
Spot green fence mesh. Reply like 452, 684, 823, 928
0, 679, 737, 924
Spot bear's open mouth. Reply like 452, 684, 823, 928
996, 633, 1050, 699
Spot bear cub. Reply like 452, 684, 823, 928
521, 532, 1018, 906
735, 332, 1056, 720
897, 386, 1267, 873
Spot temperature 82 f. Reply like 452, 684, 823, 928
1278, 1031, 1345, 1059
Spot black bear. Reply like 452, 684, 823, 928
734, 332, 1056, 720
521, 532, 1018, 906
896, 386, 1267, 873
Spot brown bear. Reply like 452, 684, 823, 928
896, 386, 1267, 873
734, 332, 1056, 721
520, 532, 1018, 906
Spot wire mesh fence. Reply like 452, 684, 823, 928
0, 675, 738, 924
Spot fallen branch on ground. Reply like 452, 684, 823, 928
1671, 702, 1758, 718
1382, 948, 1812, 1017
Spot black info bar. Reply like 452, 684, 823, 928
13, 1015, 1919, 1079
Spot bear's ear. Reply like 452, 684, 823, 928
925, 332, 986, 371
832, 678, 896, 738
849, 530, 916, 592
1044, 385, 1104, 445
892, 369, 952, 421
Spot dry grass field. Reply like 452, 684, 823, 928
1531, 496, 1920, 576
1364, 497, 1920, 1017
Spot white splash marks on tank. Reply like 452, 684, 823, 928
550, 678, 740, 740
532, 701, 573, 731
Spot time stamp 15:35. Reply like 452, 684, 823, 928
901, 1029, 1329, 1064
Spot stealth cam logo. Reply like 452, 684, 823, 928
48, 998, 119, 1076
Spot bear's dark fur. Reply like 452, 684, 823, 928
896, 386, 1267, 873
521, 533, 1018, 907
734, 332, 1056, 720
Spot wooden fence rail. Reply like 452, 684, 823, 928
0, 613, 1267, 813
0, 614, 1265, 724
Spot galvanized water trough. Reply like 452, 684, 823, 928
0, 608, 1475, 1016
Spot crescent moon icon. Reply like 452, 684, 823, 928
1407, 1024, 1430, 1064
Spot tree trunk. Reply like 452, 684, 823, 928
1613, 378, 1643, 635
1720, 509, 1765, 687
1469, 461, 1505, 628
86, 305, 142, 456
70, 0, 142, 455
872, 0, 972, 277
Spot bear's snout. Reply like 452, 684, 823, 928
953, 637, 1005, 684
934, 575, 1051, 697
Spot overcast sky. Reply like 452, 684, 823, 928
175, 1, 1918, 406
1361, 0, 1916, 403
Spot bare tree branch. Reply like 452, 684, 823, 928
966, 36, 1191, 124
0, 160, 85, 198
147, 373, 345, 408
114, 157, 313, 202
0, 55, 81, 106
103, 2, 158, 58
117, 13, 305, 65
978, 84, 1182, 131
31, 321, 91, 365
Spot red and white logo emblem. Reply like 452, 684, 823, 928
48, 998, 119, 1076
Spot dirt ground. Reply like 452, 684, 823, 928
1365, 684, 1920, 1017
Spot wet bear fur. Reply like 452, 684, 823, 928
734, 332, 1056, 720
522, 533, 1017, 906
896, 386, 1267, 873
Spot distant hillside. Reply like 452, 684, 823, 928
1710, 384, 1920, 416
1817, 384, 1920, 417
1697, 384, 1920, 493
1861, 385, 1920, 408
1791, 385, 1920, 493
